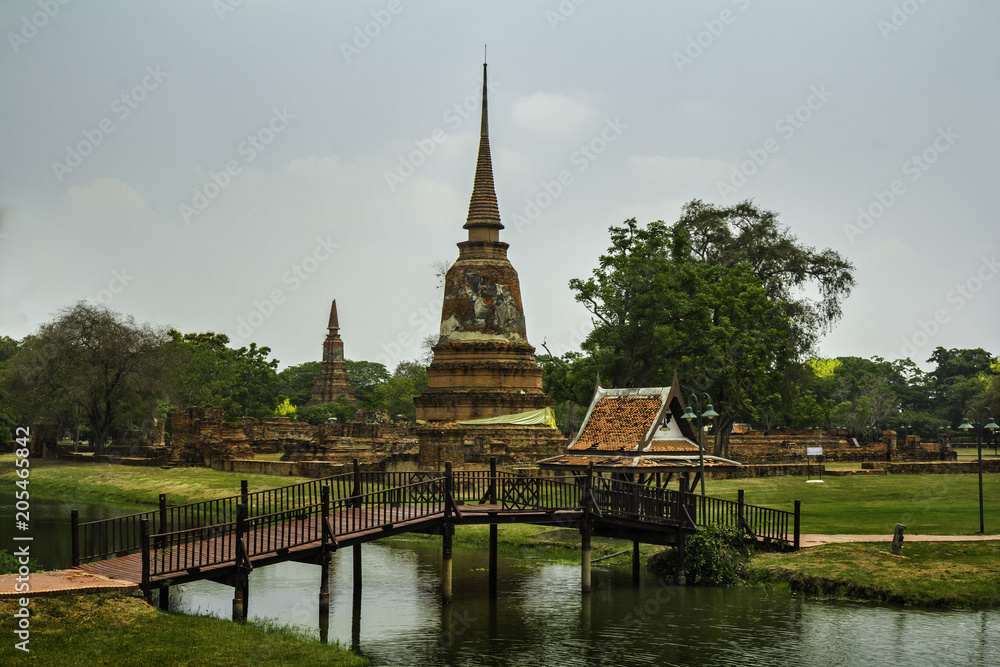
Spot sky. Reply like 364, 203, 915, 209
1, 1, 998, 373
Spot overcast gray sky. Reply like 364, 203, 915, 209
2, 1, 998, 373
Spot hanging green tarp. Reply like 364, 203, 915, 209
457, 407, 557, 429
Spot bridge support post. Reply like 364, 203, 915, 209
232, 503, 250, 623
489, 457, 498, 598
140, 518, 151, 603
793, 500, 801, 551
158, 586, 169, 610
320, 485, 331, 615
232, 576, 248, 623
489, 525, 498, 598
71, 509, 79, 567
632, 540, 640, 587
581, 463, 593, 594
353, 544, 362, 601
443, 461, 454, 604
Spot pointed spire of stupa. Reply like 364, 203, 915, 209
327, 299, 340, 331
463, 57, 503, 238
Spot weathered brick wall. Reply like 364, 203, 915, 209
170, 406, 252, 465
727, 429, 954, 464
416, 422, 567, 470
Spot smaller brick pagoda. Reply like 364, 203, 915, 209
306, 300, 356, 406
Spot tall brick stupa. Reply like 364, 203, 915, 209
306, 300, 356, 406
414, 62, 553, 423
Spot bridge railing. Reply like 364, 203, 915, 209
497, 475, 580, 511
75, 508, 162, 563
696, 491, 797, 545
73, 471, 357, 565
330, 478, 447, 536
149, 521, 238, 577
244, 503, 323, 558
591, 477, 680, 526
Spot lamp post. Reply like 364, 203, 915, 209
958, 408, 998, 534
900, 423, 911, 450
681, 393, 718, 497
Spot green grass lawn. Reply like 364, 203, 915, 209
705, 473, 1000, 535
752, 541, 1000, 607
0, 593, 368, 666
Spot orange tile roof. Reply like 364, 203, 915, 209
645, 440, 700, 452
570, 396, 663, 452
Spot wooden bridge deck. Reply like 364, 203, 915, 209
75, 503, 582, 587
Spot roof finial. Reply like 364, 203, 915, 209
480, 54, 488, 139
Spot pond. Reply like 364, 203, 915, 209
3, 493, 999, 666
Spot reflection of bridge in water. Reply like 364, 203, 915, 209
72, 459, 800, 625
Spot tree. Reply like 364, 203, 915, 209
568, 204, 855, 457
378, 361, 428, 421
345, 360, 390, 408
925, 347, 996, 427
277, 361, 321, 406
5, 303, 171, 454
0, 336, 20, 445
678, 199, 855, 360
168, 331, 281, 420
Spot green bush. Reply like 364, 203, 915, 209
0, 548, 45, 575
649, 524, 754, 586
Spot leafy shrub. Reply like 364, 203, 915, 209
0, 548, 45, 575
649, 524, 754, 586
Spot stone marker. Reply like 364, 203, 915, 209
891, 523, 906, 555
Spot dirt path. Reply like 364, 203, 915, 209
0, 570, 138, 598
798, 534, 1000, 548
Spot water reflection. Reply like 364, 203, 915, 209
168, 539, 1000, 667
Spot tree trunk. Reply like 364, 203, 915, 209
712, 415, 736, 459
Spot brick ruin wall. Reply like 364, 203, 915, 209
416, 422, 567, 470
170, 406, 418, 467
726, 429, 956, 464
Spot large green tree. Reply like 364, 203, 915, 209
567, 202, 854, 457
5, 303, 171, 454
678, 199, 855, 360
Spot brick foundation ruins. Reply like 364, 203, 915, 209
169, 406, 418, 467
415, 422, 567, 471
726, 428, 956, 464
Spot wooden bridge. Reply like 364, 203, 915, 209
71, 461, 800, 620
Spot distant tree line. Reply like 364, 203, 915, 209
0, 302, 427, 452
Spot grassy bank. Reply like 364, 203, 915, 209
751, 540, 1000, 608
0, 593, 368, 666
0, 454, 315, 507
